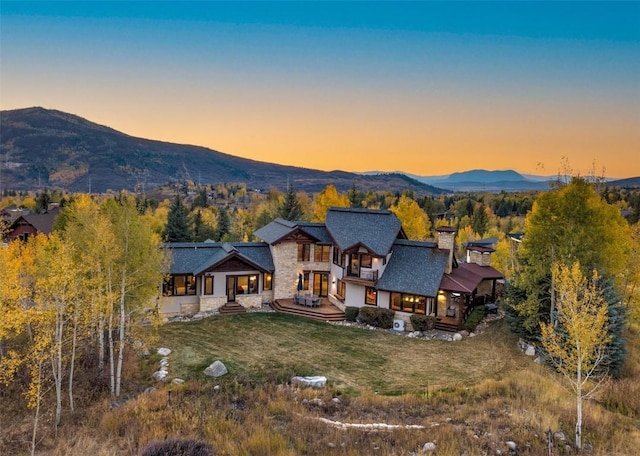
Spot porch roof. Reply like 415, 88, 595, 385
166, 242, 274, 275
439, 262, 503, 294
375, 240, 448, 297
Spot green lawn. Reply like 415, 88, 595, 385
154, 312, 528, 394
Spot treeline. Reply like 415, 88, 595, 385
0, 194, 166, 455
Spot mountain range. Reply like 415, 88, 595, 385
1, 107, 638, 194
0, 107, 442, 194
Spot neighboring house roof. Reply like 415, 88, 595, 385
253, 218, 331, 244
440, 262, 503, 294
465, 237, 499, 249
325, 207, 405, 256
466, 245, 495, 253
166, 242, 274, 275
8, 207, 60, 236
376, 240, 449, 297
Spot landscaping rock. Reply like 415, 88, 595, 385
213, 385, 221, 393
204, 360, 228, 378
534, 356, 544, 364
525, 345, 536, 356
554, 432, 567, 442
144, 386, 157, 394
506, 441, 517, 451
157, 347, 172, 356
291, 375, 327, 388
172, 378, 185, 385
459, 330, 470, 337
452, 333, 463, 341
423, 441, 437, 452
152, 370, 168, 382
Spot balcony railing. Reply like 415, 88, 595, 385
346, 268, 378, 282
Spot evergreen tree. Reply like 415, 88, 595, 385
471, 203, 489, 237
255, 208, 274, 230
278, 183, 304, 221
35, 190, 51, 214
165, 196, 191, 242
216, 206, 231, 241
191, 210, 216, 242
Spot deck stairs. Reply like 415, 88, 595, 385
271, 300, 345, 322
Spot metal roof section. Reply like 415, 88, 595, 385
439, 262, 504, 293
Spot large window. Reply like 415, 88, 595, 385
297, 243, 310, 261
336, 279, 346, 300
390, 293, 434, 314
303, 271, 310, 291
314, 245, 331, 262
263, 272, 273, 290
204, 276, 214, 295
365, 287, 377, 305
361, 254, 372, 268
234, 274, 259, 294
163, 274, 197, 296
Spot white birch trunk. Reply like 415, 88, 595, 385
30, 361, 42, 456
576, 348, 583, 450
115, 272, 127, 397
108, 309, 115, 396
68, 318, 77, 412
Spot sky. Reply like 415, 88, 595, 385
1, 2, 639, 178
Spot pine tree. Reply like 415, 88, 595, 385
216, 207, 231, 241
165, 195, 191, 242
278, 183, 304, 221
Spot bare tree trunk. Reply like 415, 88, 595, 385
98, 306, 105, 372
108, 309, 115, 396
31, 361, 42, 456
115, 273, 127, 397
68, 318, 78, 412
576, 349, 583, 450
53, 311, 63, 431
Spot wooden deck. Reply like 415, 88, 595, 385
272, 298, 345, 322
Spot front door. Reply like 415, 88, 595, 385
226, 276, 236, 302
313, 273, 329, 297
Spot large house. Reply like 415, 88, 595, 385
158, 207, 503, 331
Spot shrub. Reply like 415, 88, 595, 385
345, 306, 359, 322
358, 307, 394, 329
410, 314, 436, 332
462, 306, 487, 332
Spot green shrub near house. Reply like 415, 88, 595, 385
463, 306, 487, 332
358, 307, 394, 329
410, 314, 436, 332
345, 306, 359, 322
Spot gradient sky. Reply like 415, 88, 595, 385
2, 2, 639, 178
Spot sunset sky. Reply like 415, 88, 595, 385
2, 2, 639, 178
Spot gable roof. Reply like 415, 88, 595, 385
325, 207, 405, 256
439, 262, 504, 294
375, 240, 449, 297
166, 242, 274, 275
10, 207, 60, 235
253, 218, 331, 245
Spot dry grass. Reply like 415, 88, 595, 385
2, 314, 639, 455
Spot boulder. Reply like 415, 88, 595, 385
204, 360, 228, 378
525, 345, 536, 356
172, 378, 185, 385
534, 356, 544, 364
506, 441, 517, 451
459, 330, 470, 337
423, 441, 437, 452
291, 375, 327, 388
157, 347, 172, 356
452, 333, 463, 342
152, 370, 168, 382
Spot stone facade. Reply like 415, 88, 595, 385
437, 229, 455, 274
270, 242, 331, 300
469, 250, 492, 267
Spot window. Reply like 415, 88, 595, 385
390, 293, 434, 314
297, 243, 310, 261
263, 272, 273, 290
333, 247, 345, 267
365, 287, 377, 305
204, 276, 214, 295
336, 279, 346, 299
314, 245, 330, 262
303, 271, 310, 291
234, 274, 259, 294
361, 254, 372, 268
163, 274, 197, 296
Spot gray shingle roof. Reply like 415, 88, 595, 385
325, 208, 404, 256
376, 240, 449, 297
166, 242, 274, 275
253, 218, 331, 244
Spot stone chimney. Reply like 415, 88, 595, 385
467, 246, 494, 267
436, 226, 456, 274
